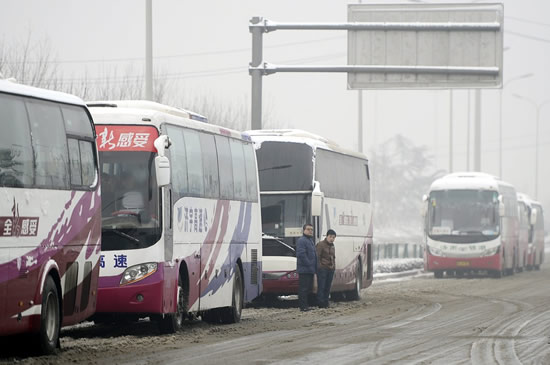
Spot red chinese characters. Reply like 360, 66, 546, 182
95, 125, 159, 152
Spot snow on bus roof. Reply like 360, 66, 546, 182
88, 100, 248, 141
0, 78, 86, 106
87, 100, 207, 122
429, 171, 511, 192
245, 129, 367, 160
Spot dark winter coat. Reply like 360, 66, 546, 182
296, 234, 318, 274
316, 238, 335, 270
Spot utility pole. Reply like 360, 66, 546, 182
145, 0, 153, 101
474, 89, 481, 172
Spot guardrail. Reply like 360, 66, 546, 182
374, 243, 424, 260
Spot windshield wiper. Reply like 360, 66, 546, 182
109, 229, 142, 245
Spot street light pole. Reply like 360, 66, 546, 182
512, 95, 550, 200
498, 73, 533, 178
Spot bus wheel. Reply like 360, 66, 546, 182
346, 262, 362, 301
491, 269, 502, 278
220, 264, 243, 324
434, 270, 443, 279
159, 275, 187, 334
37, 276, 60, 355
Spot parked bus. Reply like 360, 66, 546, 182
422, 172, 519, 278
89, 101, 261, 332
517, 194, 545, 270
517, 193, 531, 272
0, 80, 101, 354
247, 129, 373, 300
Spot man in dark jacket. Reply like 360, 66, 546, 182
296, 223, 317, 311
316, 229, 336, 308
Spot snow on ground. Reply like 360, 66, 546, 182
374, 258, 424, 273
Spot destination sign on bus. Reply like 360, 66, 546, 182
96, 125, 159, 152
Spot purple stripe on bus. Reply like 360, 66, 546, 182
201, 201, 252, 298
0, 190, 100, 285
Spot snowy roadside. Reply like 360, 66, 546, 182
373, 258, 426, 281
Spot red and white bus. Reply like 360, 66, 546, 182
517, 194, 545, 270
517, 193, 532, 272
248, 129, 373, 300
0, 80, 101, 354
423, 172, 519, 278
89, 101, 262, 332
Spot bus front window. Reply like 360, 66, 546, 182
260, 194, 311, 239
428, 190, 500, 243
100, 151, 162, 251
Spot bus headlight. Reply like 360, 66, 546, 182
482, 246, 500, 257
120, 263, 158, 286
427, 245, 443, 257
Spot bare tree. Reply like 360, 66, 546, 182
370, 134, 445, 242
1, 34, 280, 131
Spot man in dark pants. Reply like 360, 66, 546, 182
316, 229, 336, 308
296, 223, 317, 312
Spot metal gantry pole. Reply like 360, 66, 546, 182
250, 17, 264, 130
249, 18, 501, 132
449, 90, 453, 173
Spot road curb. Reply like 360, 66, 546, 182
374, 269, 430, 281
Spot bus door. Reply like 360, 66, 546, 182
0, 249, 6, 319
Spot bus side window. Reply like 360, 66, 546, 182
0, 94, 34, 187
26, 99, 70, 189
165, 126, 188, 200
215, 135, 234, 200
182, 129, 204, 197
229, 139, 247, 201
199, 133, 220, 199
243, 143, 258, 202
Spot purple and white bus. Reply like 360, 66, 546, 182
89, 100, 262, 333
0, 80, 101, 354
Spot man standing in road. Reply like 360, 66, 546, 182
316, 229, 336, 308
296, 223, 317, 312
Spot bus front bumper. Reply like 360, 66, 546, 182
426, 253, 501, 272
262, 271, 299, 295
96, 271, 164, 314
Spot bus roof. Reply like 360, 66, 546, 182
0, 79, 86, 106
88, 100, 248, 141
245, 129, 367, 161
517, 192, 542, 209
429, 172, 514, 192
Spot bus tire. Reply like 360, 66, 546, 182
491, 269, 502, 278
37, 276, 60, 355
158, 275, 187, 334
346, 262, 362, 301
434, 270, 443, 279
220, 264, 243, 324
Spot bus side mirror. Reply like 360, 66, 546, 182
530, 209, 538, 225
498, 195, 505, 217
311, 180, 324, 217
421, 194, 428, 217
154, 135, 171, 188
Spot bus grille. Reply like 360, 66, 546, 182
251, 249, 258, 285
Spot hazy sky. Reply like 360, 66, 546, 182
1, 0, 550, 212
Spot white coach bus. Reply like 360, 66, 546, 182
0, 80, 101, 354
423, 172, 519, 278
247, 129, 373, 300
89, 101, 262, 332
517, 193, 545, 270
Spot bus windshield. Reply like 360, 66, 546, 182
256, 141, 313, 191
100, 151, 161, 251
428, 190, 500, 243
261, 194, 311, 239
